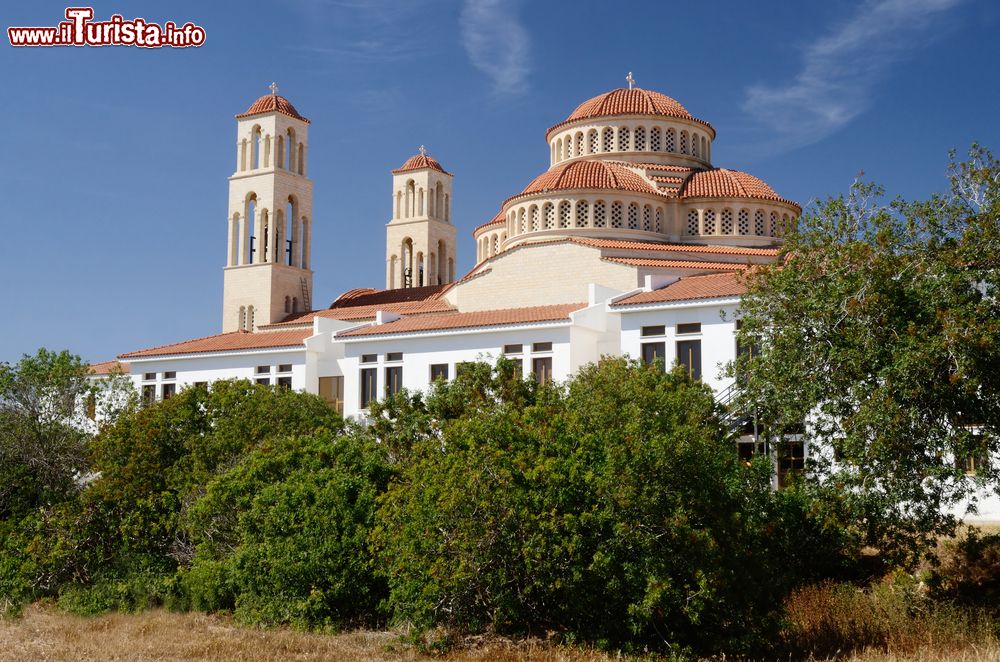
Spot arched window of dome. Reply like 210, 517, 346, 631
602, 127, 614, 152
575, 132, 584, 157
543, 202, 555, 229
611, 201, 623, 228
239, 306, 246, 331
276, 134, 284, 169
556, 137, 563, 162
666, 128, 676, 153
704, 209, 716, 234
530, 205, 539, 231
738, 209, 750, 235
594, 201, 607, 228
701, 136, 707, 162
650, 127, 661, 152
781, 213, 791, 237
298, 142, 305, 175
680, 130, 688, 155
721, 209, 734, 235
564, 136, 572, 159
575, 200, 589, 228
655, 207, 663, 233
251, 125, 262, 169
754, 210, 765, 235
618, 128, 630, 152
518, 208, 526, 234
769, 211, 778, 236
588, 130, 598, 154
692, 133, 699, 158
627, 203, 639, 229
635, 127, 646, 152
558, 201, 571, 228
686, 209, 699, 235
492, 234, 499, 256
550, 141, 556, 164
642, 205, 652, 231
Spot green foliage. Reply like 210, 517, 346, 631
373, 358, 851, 655
734, 144, 1000, 563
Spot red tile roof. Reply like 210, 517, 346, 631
392, 153, 449, 175
339, 303, 586, 338
236, 94, 309, 123
473, 211, 506, 234
569, 237, 780, 257
119, 329, 312, 359
90, 360, 129, 375
331, 284, 448, 308
611, 272, 746, 306
680, 168, 800, 209
506, 159, 661, 205
548, 88, 714, 136
602, 257, 749, 270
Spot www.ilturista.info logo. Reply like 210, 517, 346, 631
8, 7, 205, 48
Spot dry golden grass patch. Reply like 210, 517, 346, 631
0, 603, 621, 662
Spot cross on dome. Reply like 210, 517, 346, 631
626, 72, 636, 90
418, 144, 427, 156
268, 81, 279, 95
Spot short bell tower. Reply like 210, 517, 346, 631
385, 147, 457, 289
222, 83, 314, 332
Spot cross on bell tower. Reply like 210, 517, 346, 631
626, 71, 636, 90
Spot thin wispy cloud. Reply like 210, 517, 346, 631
460, 0, 531, 95
743, 0, 964, 153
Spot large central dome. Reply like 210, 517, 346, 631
548, 87, 713, 137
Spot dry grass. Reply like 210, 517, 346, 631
0, 602, 622, 662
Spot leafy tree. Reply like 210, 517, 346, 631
734, 144, 1000, 562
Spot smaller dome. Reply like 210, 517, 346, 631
507, 159, 660, 205
548, 87, 712, 136
680, 168, 799, 209
236, 93, 309, 123
393, 152, 449, 175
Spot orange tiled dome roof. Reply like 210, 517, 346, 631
506, 159, 661, 205
393, 153, 449, 175
680, 168, 799, 209
548, 88, 712, 135
236, 93, 309, 123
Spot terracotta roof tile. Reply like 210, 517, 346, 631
89, 360, 129, 375
266, 296, 457, 328
608, 161, 694, 173
473, 211, 506, 234
548, 88, 714, 136
602, 257, 748, 270
339, 303, 586, 338
331, 284, 448, 308
120, 329, 312, 359
392, 153, 449, 175
235, 94, 309, 123
680, 168, 800, 209
569, 237, 780, 256
612, 272, 746, 306
506, 160, 661, 206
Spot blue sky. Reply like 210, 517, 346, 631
1, 0, 998, 364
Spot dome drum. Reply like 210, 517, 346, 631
548, 117, 712, 169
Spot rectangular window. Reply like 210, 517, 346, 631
738, 440, 764, 466
677, 339, 702, 380
386, 352, 403, 362
194, 381, 208, 389
277, 364, 292, 373
277, 376, 292, 389
503, 343, 523, 354
676, 322, 701, 335
778, 441, 805, 488
161, 383, 177, 400
163, 371, 176, 379
360, 367, 377, 408
430, 363, 449, 382
385, 366, 403, 397
143, 372, 156, 381
641, 325, 665, 337
361, 354, 377, 364
532, 342, 552, 352
142, 384, 156, 406
255, 365, 270, 375
255, 377, 270, 386
532, 357, 553, 385
956, 435, 990, 475
641, 342, 666, 368
318, 376, 344, 415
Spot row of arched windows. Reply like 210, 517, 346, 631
507, 200, 665, 235
477, 230, 508, 261
238, 305, 255, 332
395, 179, 449, 221
283, 296, 300, 314
238, 125, 306, 175
551, 125, 709, 164
228, 192, 310, 269
684, 207, 792, 237
389, 238, 454, 289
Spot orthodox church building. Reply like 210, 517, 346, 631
89, 79, 999, 518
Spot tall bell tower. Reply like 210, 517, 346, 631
385, 147, 457, 289
222, 84, 313, 332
